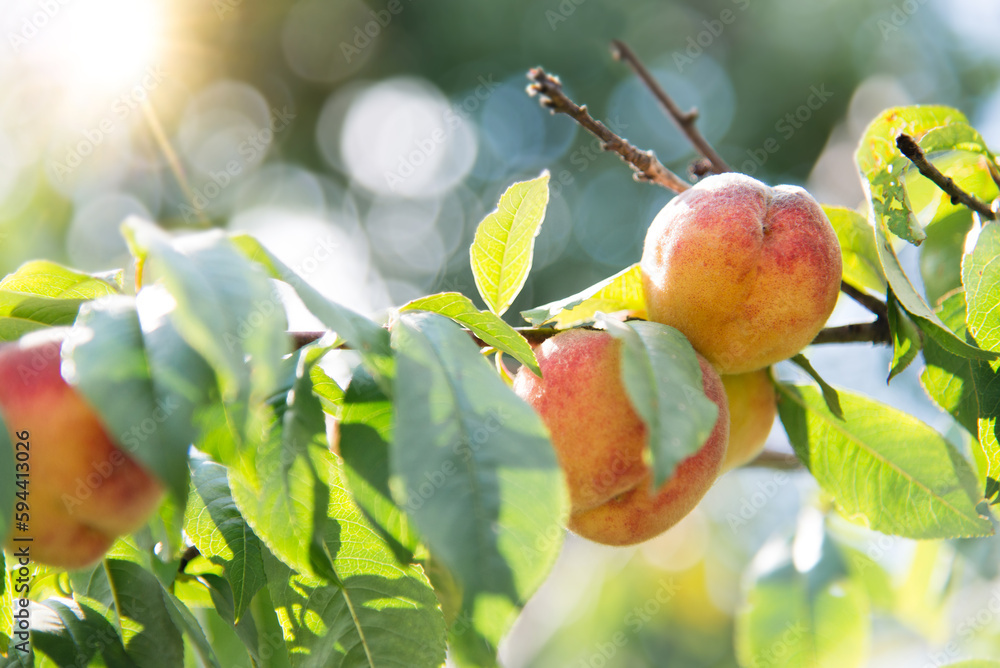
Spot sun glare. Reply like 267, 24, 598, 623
28, 0, 164, 95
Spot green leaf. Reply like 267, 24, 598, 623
311, 361, 344, 417
231, 233, 393, 388
870, 165, 925, 244
228, 347, 337, 582
0, 259, 123, 340
856, 106, 969, 246
69, 559, 185, 667
185, 456, 267, 623
470, 172, 550, 316
401, 292, 539, 376
905, 126, 999, 229
520, 263, 647, 328
907, 150, 999, 230
736, 528, 871, 668
777, 383, 992, 538
886, 291, 922, 382
856, 106, 967, 179
822, 206, 886, 295
868, 197, 998, 361
30, 598, 137, 667
0, 292, 86, 341
162, 591, 222, 668
789, 355, 843, 419
196, 573, 262, 664
264, 451, 447, 668
920, 210, 975, 306
962, 225, 1000, 499
124, 219, 289, 402
919, 291, 1000, 500
919, 122, 993, 155
336, 364, 419, 563
839, 546, 895, 612
390, 312, 567, 662
921, 292, 984, 436
600, 318, 718, 489
65, 296, 215, 501
0, 260, 121, 298
964, 222, 1000, 354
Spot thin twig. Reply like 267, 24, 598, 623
896, 133, 996, 220
141, 99, 212, 228
985, 157, 1000, 193
610, 40, 732, 174
178, 545, 201, 574
291, 312, 891, 354
527, 67, 691, 193
289, 326, 561, 352
744, 450, 803, 471
811, 319, 890, 346
839, 281, 888, 320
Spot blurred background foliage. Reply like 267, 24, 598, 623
2, 0, 1000, 666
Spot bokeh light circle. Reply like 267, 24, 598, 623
338, 77, 478, 198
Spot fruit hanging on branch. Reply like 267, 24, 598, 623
640, 173, 843, 374
719, 369, 777, 473
513, 328, 729, 546
0, 331, 164, 570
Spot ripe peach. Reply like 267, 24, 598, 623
513, 329, 729, 546
640, 173, 842, 374
720, 370, 776, 472
1, 331, 164, 569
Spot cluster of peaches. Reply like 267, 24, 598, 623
0, 173, 841, 569
514, 173, 843, 546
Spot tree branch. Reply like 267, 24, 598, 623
526, 67, 691, 193
610, 40, 732, 175
839, 281, 887, 320
896, 133, 996, 221
810, 318, 890, 345
290, 326, 561, 352
744, 450, 803, 471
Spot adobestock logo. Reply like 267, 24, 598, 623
339, 0, 414, 63
47, 66, 168, 182
672, 0, 751, 72
573, 578, 680, 667
7, 0, 73, 53
725, 471, 790, 532
878, 0, 929, 40
545, 0, 587, 31
740, 84, 833, 176
383, 75, 500, 191
401, 408, 510, 512
180, 105, 296, 222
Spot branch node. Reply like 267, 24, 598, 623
526, 67, 691, 193
610, 40, 731, 174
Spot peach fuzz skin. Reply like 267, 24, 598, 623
640, 173, 842, 374
513, 329, 729, 546
0, 332, 164, 570
720, 370, 777, 473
